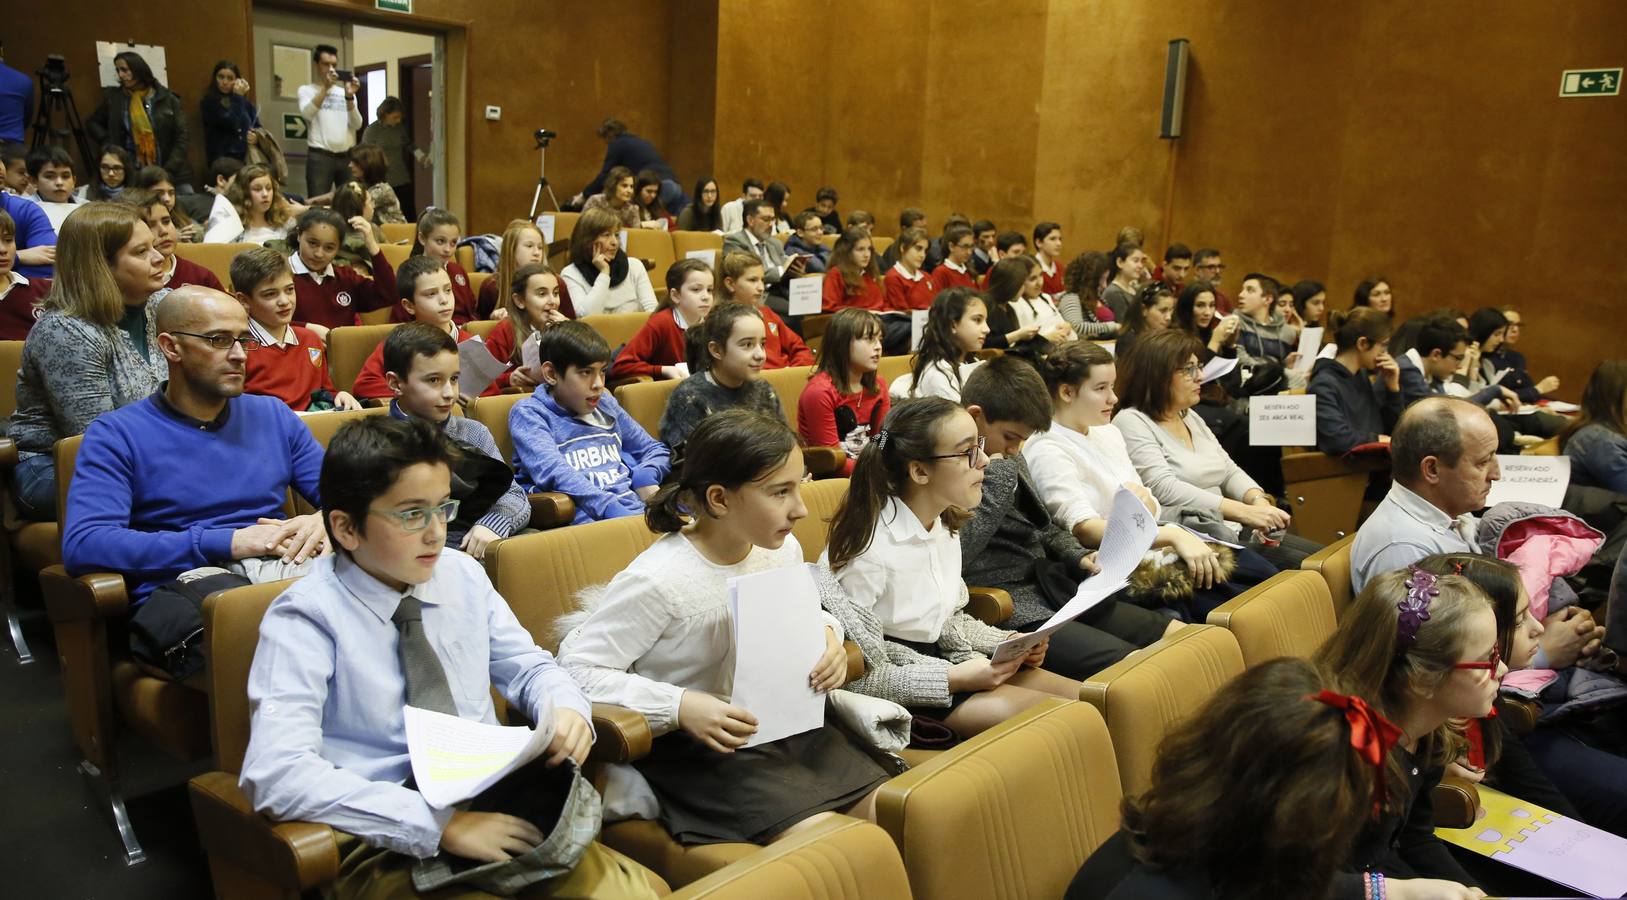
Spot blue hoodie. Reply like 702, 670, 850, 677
509, 387, 671, 524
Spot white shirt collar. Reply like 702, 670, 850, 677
941, 258, 967, 274
248, 316, 298, 349
890, 262, 923, 282
1037, 255, 1057, 276
288, 252, 334, 282
672, 307, 690, 330
880, 496, 935, 544
1388, 481, 1473, 538
0, 269, 24, 300
161, 254, 177, 283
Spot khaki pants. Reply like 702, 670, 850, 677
326, 836, 668, 899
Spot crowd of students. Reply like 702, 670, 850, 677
6, 69, 1627, 899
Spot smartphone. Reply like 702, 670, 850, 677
335, 68, 353, 83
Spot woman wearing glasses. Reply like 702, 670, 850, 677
10, 203, 169, 519
822, 397, 1082, 737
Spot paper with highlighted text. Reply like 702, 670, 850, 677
403, 698, 555, 809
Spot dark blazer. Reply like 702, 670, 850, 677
199, 91, 258, 163
87, 85, 194, 184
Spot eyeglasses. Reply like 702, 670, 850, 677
1179, 363, 1202, 380
1197, 262, 1225, 271
1453, 644, 1501, 673
370, 499, 460, 532
169, 331, 264, 351
100, 163, 126, 173
926, 436, 986, 468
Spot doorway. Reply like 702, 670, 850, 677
399, 53, 433, 218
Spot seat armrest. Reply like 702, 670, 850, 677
525, 492, 577, 530
844, 640, 865, 683
40, 565, 129, 622
965, 587, 1013, 626
188, 770, 340, 891
589, 703, 652, 764
0, 436, 17, 470
1500, 697, 1540, 736
1431, 776, 1480, 828
606, 375, 653, 391
804, 446, 847, 477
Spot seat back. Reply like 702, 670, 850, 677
379, 222, 416, 244
671, 231, 724, 269
454, 244, 476, 275
621, 229, 676, 292
466, 319, 502, 340
1079, 624, 1245, 798
790, 478, 847, 563
0, 340, 23, 417
53, 433, 84, 520
299, 407, 388, 449
877, 355, 912, 386
485, 515, 659, 652
378, 242, 412, 272
203, 581, 296, 772
1281, 452, 1384, 545
612, 378, 683, 440
870, 236, 893, 257
760, 365, 816, 431
327, 324, 397, 394
1300, 533, 1356, 620
533, 211, 579, 245
581, 312, 653, 350
672, 816, 912, 899
875, 699, 1121, 900
175, 242, 259, 290
469, 271, 491, 302
1205, 570, 1337, 666
466, 392, 528, 463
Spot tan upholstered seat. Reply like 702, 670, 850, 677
671, 815, 911, 899
874, 699, 1121, 900
671, 231, 725, 269
759, 365, 815, 432
792, 478, 847, 563
460, 393, 575, 529
869, 236, 894, 257
534, 211, 579, 244
581, 312, 654, 350
622, 229, 677, 293
1205, 570, 1337, 666
876, 355, 911, 386
175, 242, 259, 290
466, 318, 502, 339
1301, 534, 1356, 620
0, 339, 47, 660
379, 222, 415, 244
1079, 624, 1245, 797
613, 377, 682, 440
326, 324, 397, 395
378, 242, 412, 272
1281, 451, 1387, 545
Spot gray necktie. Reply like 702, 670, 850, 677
393, 595, 459, 715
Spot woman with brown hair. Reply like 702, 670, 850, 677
10, 204, 169, 518
1560, 360, 1627, 495
1113, 329, 1322, 570
582, 165, 643, 229
558, 207, 656, 316
1066, 657, 1403, 900
346, 143, 406, 224
86, 51, 193, 187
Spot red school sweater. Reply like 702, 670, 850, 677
1037, 256, 1064, 297
612, 307, 687, 379
0, 275, 51, 340
351, 324, 475, 398
760, 305, 814, 369
822, 270, 886, 313
478, 275, 577, 321
243, 325, 337, 411
931, 261, 978, 292
292, 251, 398, 331
391, 260, 480, 325
796, 370, 890, 477
883, 264, 935, 312
165, 256, 224, 292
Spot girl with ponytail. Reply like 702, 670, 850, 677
559, 409, 891, 845
1307, 306, 1404, 456
821, 397, 1080, 737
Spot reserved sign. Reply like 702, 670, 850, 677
1248, 394, 1316, 446
1486, 456, 1570, 508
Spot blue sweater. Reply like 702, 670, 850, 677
63, 392, 323, 604
2, 192, 56, 280
509, 387, 671, 524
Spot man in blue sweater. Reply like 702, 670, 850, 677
62, 286, 326, 605
570, 117, 686, 214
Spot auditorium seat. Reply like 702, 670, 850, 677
621, 229, 677, 294
1205, 570, 1337, 666
454, 244, 476, 275
874, 698, 1121, 900
581, 311, 653, 351
378, 242, 412, 271
534, 210, 579, 245
612, 377, 681, 439
0, 339, 55, 664
870, 236, 894, 257
877, 355, 911, 386
1078, 624, 1245, 797
175, 242, 259, 291
378, 222, 415, 244
671, 231, 724, 269
671, 815, 911, 899
466, 318, 502, 340
800, 314, 832, 354
1280, 450, 1387, 545
1300, 534, 1356, 620
469, 270, 490, 302
462, 392, 576, 529
326, 323, 396, 395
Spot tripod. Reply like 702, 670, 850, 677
30, 57, 94, 175
527, 131, 561, 220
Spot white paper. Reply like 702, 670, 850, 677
1292, 327, 1324, 373
458, 336, 510, 397
619, 229, 629, 250
729, 564, 827, 747
521, 331, 542, 375
1248, 394, 1317, 446
787, 277, 823, 316
535, 214, 556, 244
1486, 455, 1570, 508
403, 700, 555, 809
1487, 367, 1510, 387
685, 248, 717, 267
910, 309, 931, 350
990, 488, 1158, 663
1545, 400, 1580, 413
97, 41, 168, 89
1178, 523, 1245, 550
1199, 356, 1237, 385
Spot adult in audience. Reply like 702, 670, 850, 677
581, 165, 642, 229
559, 207, 656, 316
62, 285, 326, 606
1353, 276, 1395, 318
10, 204, 168, 519
633, 169, 674, 230
1561, 360, 1627, 495
86, 52, 192, 189
723, 197, 805, 314
1102, 240, 1147, 321
199, 60, 258, 165
1489, 307, 1559, 403
297, 44, 362, 196
0, 182, 56, 278
1191, 247, 1230, 314
572, 116, 684, 214
124, 188, 222, 291
359, 96, 420, 220
676, 176, 722, 232
1113, 329, 1320, 569
347, 143, 406, 225
783, 210, 831, 274
718, 177, 763, 234
0, 45, 29, 145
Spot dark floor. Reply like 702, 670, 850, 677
1, 595, 213, 900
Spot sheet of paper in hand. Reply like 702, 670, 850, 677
729, 563, 827, 747
404, 697, 556, 809
458, 337, 511, 397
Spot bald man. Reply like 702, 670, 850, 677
62, 286, 327, 637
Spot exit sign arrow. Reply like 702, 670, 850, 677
282, 113, 308, 141
1559, 67, 1621, 97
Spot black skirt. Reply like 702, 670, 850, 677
634, 724, 889, 845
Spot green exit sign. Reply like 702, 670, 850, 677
1559, 68, 1620, 97
376, 0, 412, 12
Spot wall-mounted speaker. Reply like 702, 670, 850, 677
1161, 38, 1190, 139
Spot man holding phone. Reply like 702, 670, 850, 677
297, 44, 363, 196
724, 197, 807, 316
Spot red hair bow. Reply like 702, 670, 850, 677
1312, 690, 1403, 814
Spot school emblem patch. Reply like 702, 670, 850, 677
336, 291, 353, 307
309, 348, 323, 367
455, 273, 467, 286
31, 306, 43, 320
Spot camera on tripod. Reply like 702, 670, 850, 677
37, 55, 69, 91
533, 128, 557, 148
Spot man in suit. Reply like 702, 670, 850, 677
724, 197, 807, 317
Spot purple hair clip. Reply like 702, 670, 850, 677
1396, 567, 1439, 651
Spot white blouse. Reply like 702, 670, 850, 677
1012, 294, 1066, 333
558, 531, 839, 736
560, 261, 658, 317
889, 358, 984, 402
1023, 421, 1160, 531
821, 496, 965, 643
